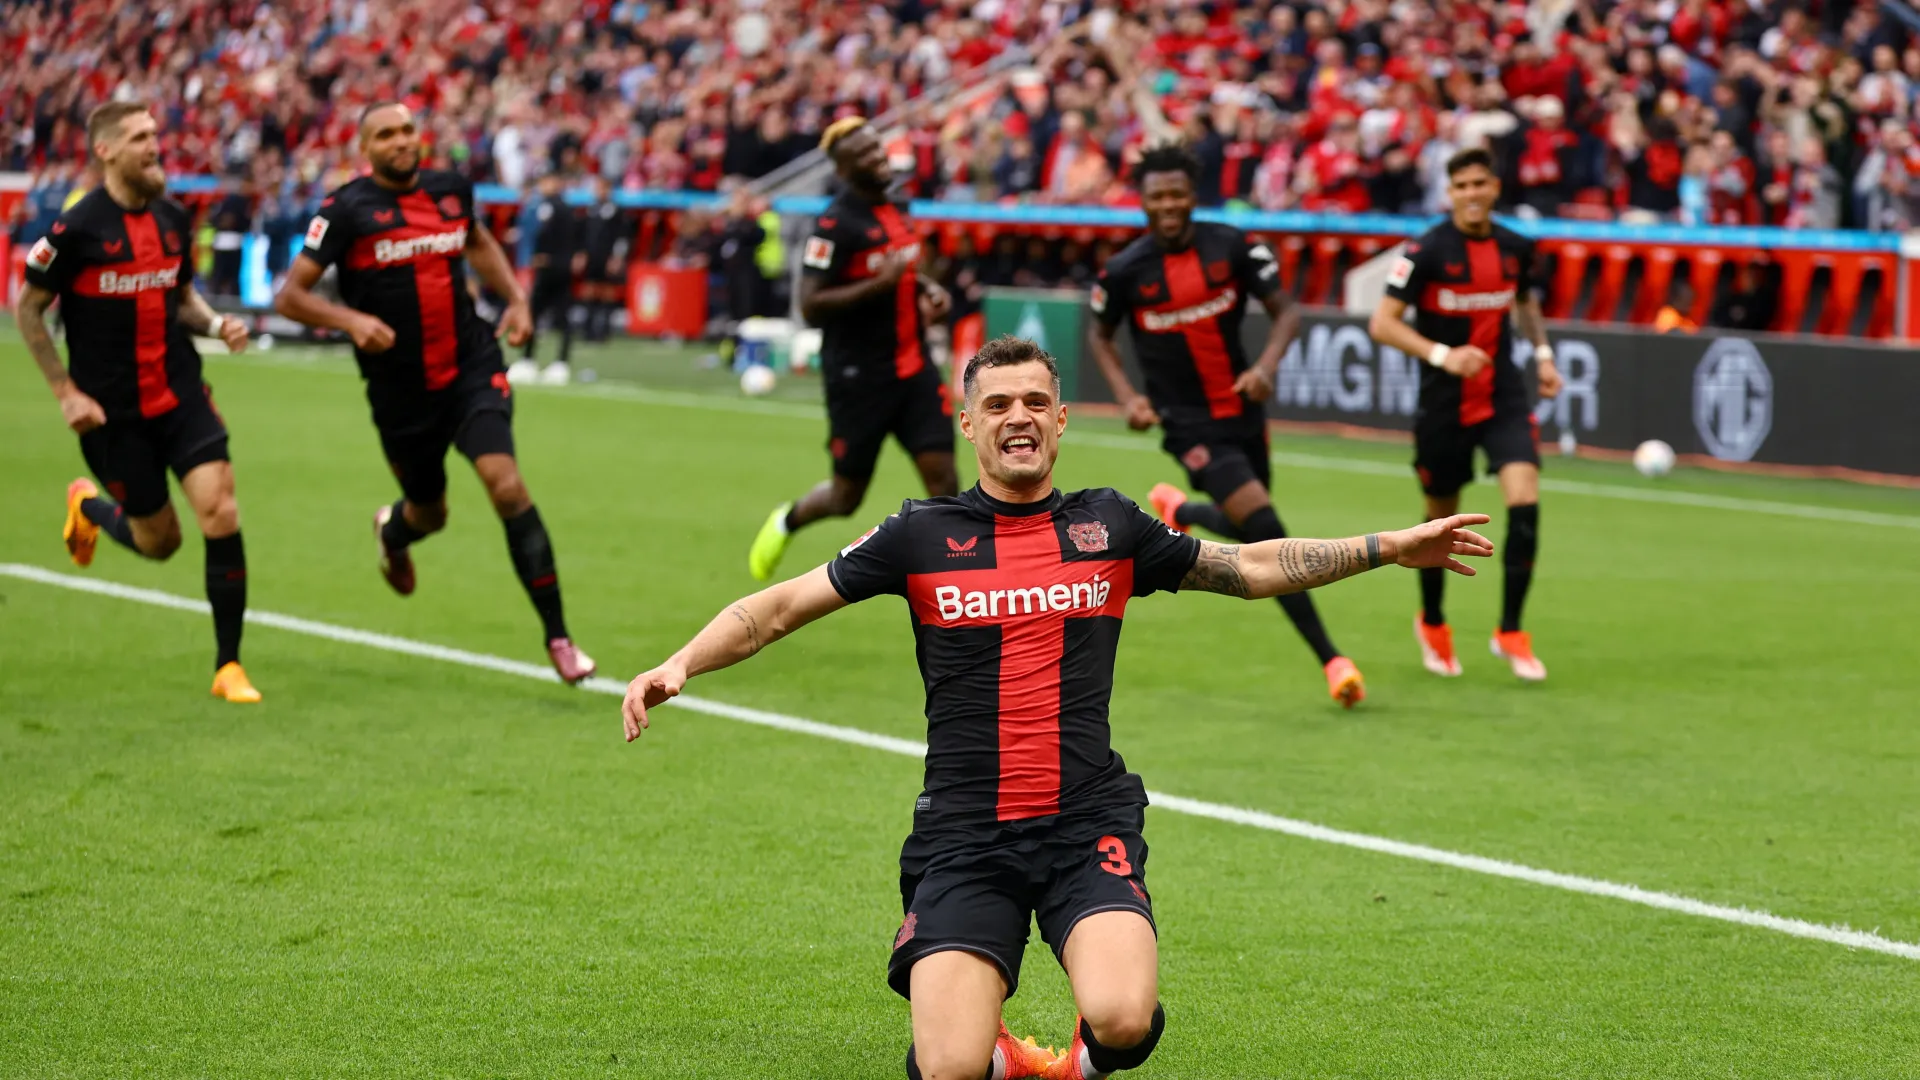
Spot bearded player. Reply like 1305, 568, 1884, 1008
1368, 147, 1562, 681
623, 336, 1493, 1080
1089, 143, 1365, 708
19, 101, 261, 702
273, 102, 595, 684
746, 116, 958, 583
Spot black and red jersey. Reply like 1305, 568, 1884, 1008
300, 170, 495, 391
1091, 222, 1281, 427
24, 190, 199, 421
1383, 220, 1537, 427
828, 486, 1200, 829
800, 192, 928, 386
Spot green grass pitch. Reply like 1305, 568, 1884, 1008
3, 333, 1918, 1078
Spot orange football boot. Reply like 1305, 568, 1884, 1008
210, 662, 263, 703
996, 1023, 1060, 1079
1414, 615, 1461, 677
64, 478, 101, 568
1324, 656, 1365, 708
1147, 483, 1189, 533
1490, 629, 1547, 682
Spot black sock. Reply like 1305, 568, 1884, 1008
903, 1044, 922, 1080
1241, 506, 1341, 665
1420, 567, 1447, 626
503, 505, 568, 641
81, 496, 139, 552
381, 500, 428, 550
1502, 503, 1539, 633
205, 532, 246, 669
1173, 499, 1239, 539
782, 503, 803, 533
557, 310, 574, 363
1080, 1004, 1166, 1075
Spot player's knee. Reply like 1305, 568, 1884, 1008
486, 476, 532, 518
909, 1041, 994, 1080
1082, 1002, 1166, 1072
199, 496, 240, 537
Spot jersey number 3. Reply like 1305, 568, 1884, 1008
1097, 836, 1134, 877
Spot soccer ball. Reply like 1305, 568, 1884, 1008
1633, 439, 1676, 478
740, 364, 777, 397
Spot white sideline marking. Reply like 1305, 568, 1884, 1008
203, 352, 1920, 532
6, 561, 1917, 963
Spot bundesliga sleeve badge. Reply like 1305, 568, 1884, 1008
802, 236, 835, 270
1090, 283, 1107, 314
25, 237, 55, 271
1386, 255, 1415, 288
304, 216, 330, 249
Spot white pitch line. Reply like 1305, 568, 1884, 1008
6, 561, 1916, 962
201, 352, 1920, 531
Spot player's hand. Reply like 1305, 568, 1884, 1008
1385, 514, 1494, 576
1442, 345, 1491, 378
1536, 358, 1563, 399
219, 316, 250, 355
1124, 394, 1160, 431
622, 663, 687, 742
876, 249, 913, 287
918, 282, 952, 324
350, 314, 397, 353
1231, 366, 1275, 402
57, 383, 106, 434
498, 300, 533, 348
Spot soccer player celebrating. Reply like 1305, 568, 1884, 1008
273, 103, 596, 684
1089, 144, 1365, 708
746, 116, 957, 582
18, 102, 261, 703
623, 336, 1493, 1080
1367, 147, 1563, 681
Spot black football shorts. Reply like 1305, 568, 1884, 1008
368, 356, 516, 507
887, 806, 1155, 1000
1160, 417, 1272, 502
79, 384, 231, 518
1414, 403, 1540, 498
825, 367, 954, 482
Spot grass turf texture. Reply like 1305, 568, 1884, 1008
3, 335, 1918, 1078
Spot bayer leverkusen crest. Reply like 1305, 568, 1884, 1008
1067, 522, 1109, 553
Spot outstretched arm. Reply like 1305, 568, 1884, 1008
622, 564, 849, 741
1180, 514, 1495, 599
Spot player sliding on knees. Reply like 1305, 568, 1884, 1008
746, 116, 959, 583
273, 102, 596, 684
18, 101, 262, 703
622, 336, 1493, 1080
1089, 143, 1367, 709
1367, 147, 1562, 682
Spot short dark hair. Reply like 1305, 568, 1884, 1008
1445, 147, 1496, 179
963, 335, 1061, 401
1134, 142, 1200, 185
86, 101, 148, 153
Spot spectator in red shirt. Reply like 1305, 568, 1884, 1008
1295, 112, 1371, 212
1704, 129, 1759, 225
1516, 96, 1581, 215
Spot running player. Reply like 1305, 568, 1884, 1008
623, 337, 1493, 1080
1089, 144, 1365, 708
746, 116, 957, 582
18, 101, 261, 702
1367, 147, 1563, 681
273, 102, 596, 684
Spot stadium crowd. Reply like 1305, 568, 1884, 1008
7, 0, 1920, 252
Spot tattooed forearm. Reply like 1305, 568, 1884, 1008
15, 287, 69, 388
1181, 542, 1251, 597
727, 602, 763, 655
1275, 538, 1366, 589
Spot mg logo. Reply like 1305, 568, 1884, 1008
1693, 338, 1772, 462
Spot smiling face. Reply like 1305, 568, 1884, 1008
1139, 169, 1196, 247
360, 104, 423, 187
961, 359, 1066, 497
831, 125, 893, 195
1447, 162, 1499, 231
97, 110, 165, 202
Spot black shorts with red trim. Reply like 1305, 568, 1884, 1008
1160, 416, 1271, 501
824, 367, 954, 482
887, 804, 1154, 1000
367, 351, 515, 506
1413, 401, 1540, 498
79, 384, 230, 518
